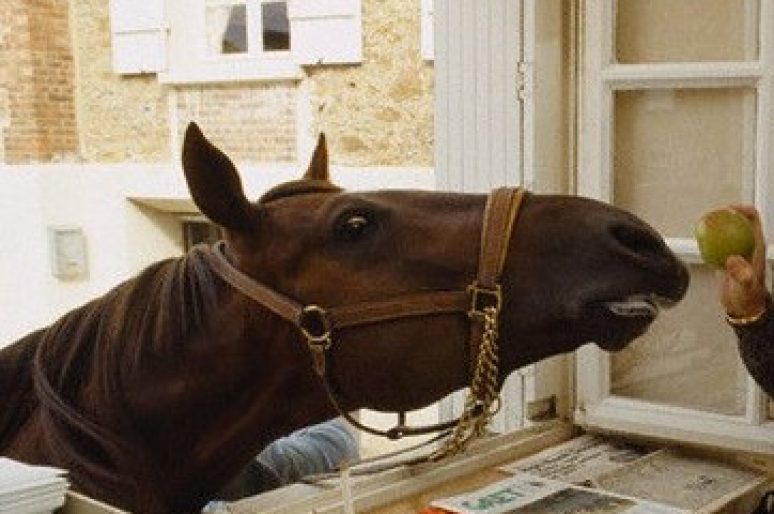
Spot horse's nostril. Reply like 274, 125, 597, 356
610, 223, 666, 258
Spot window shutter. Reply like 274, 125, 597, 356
421, 0, 434, 61
110, 0, 168, 74
288, 0, 362, 65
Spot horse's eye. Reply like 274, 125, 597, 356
336, 213, 372, 242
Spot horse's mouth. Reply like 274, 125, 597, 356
603, 293, 675, 319
582, 293, 678, 351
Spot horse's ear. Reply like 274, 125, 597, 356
303, 133, 329, 181
182, 122, 255, 232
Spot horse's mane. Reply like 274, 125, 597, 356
0, 329, 43, 449
35, 244, 224, 401
4, 244, 226, 508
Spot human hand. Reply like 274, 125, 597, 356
719, 205, 768, 318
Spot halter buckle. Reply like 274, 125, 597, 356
297, 305, 333, 351
467, 282, 502, 318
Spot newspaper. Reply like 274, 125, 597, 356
594, 449, 768, 511
430, 473, 688, 514
0, 457, 69, 514
498, 434, 656, 485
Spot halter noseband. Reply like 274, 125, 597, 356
207, 187, 526, 454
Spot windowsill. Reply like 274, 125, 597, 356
575, 395, 774, 455
158, 58, 304, 85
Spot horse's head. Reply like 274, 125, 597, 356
182, 122, 689, 413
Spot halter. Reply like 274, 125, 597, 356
207, 187, 526, 458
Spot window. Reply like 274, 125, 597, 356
205, 0, 290, 57
183, 220, 221, 251
261, 1, 290, 51
576, 0, 774, 454
110, 0, 364, 83
207, 2, 248, 55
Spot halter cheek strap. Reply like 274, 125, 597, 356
207, 187, 526, 447
468, 187, 525, 373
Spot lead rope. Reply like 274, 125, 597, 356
431, 304, 502, 460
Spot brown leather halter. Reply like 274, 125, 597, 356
207, 187, 526, 441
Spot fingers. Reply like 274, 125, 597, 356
725, 255, 756, 286
722, 254, 768, 317
727, 204, 766, 277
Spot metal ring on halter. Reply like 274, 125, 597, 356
467, 282, 502, 318
297, 305, 333, 351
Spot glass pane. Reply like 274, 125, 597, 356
262, 1, 290, 52
614, 88, 755, 238
207, 3, 248, 54
183, 221, 220, 251
611, 264, 747, 416
616, 0, 758, 63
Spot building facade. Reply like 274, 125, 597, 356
1, 0, 434, 168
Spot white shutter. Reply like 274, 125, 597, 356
288, 0, 362, 65
434, 0, 522, 193
435, 0, 526, 433
421, 0, 434, 61
110, 0, 168, 74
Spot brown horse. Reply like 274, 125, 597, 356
0, 123, 689, 513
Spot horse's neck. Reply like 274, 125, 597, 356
124, 288, 336, 510
9, 248, 337, 512
0, 330, 43, 450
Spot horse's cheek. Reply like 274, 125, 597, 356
331, 318, 469, 410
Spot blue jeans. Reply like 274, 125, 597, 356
208, 417, 359, 506
256, 417, 358, 484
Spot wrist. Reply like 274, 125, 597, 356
726, 296, 770, 327
726, 307, 767, 326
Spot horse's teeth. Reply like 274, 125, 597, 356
606, 299, 659, 317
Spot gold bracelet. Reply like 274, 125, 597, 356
726, 307, 767, 327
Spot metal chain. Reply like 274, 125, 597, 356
431, 305, 502, 460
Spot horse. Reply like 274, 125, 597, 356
0, 122, 689, 513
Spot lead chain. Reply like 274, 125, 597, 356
431, 305, 501, 461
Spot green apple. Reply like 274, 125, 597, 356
695, 208, 755, 268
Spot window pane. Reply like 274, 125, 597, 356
207, 3, 248, 55
262, 1, 290, 52
611, 264, 747, 416
614, 88, 755, 238
616, 0, 758, 63
183, 221, 220, 251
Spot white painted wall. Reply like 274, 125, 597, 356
0, 163, 434, 349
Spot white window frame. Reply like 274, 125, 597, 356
160, 0, 301, 84
159, 0, 363, 84
575, 0, 774, 454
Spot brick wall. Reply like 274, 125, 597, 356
0, 0, 79, 163
175, 83, 297, 163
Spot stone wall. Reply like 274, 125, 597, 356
5, 0, 434, 167
307, 0, 434, 167
70, 0, 170, 163
0, 0, 79, 163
